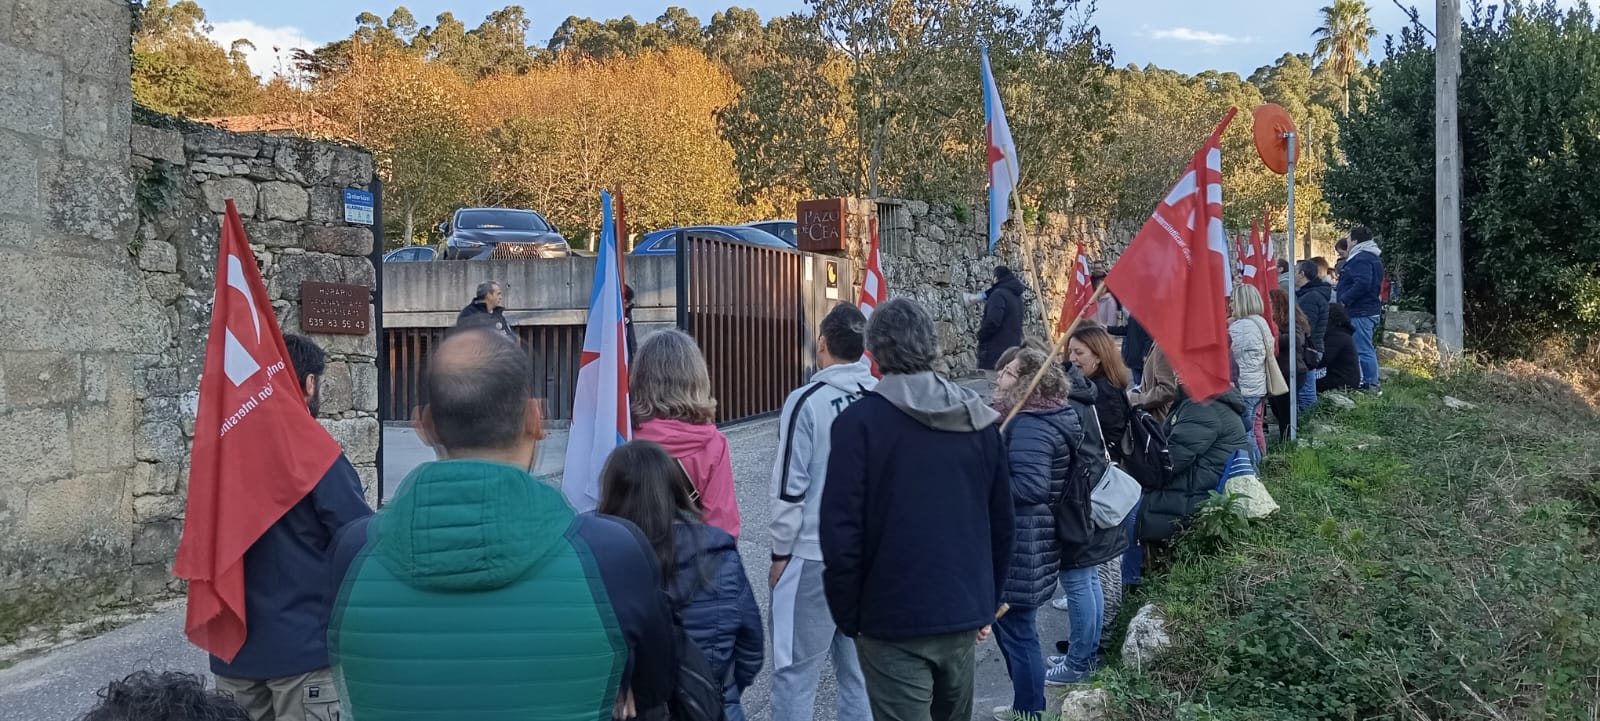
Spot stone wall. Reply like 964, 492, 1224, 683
0, 0, 379, 617
125, 120, 380, 599
838, 199, 1138, 372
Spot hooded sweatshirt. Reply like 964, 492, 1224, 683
636, 418, 740, 538
770, 359, 879, 562
327, 460, 676, 721
1336, 241, 1385, 317
820, 371, 1014, 640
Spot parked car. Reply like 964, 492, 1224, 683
742, 220, 797, 247
383, 245, 436, 262
439, 208, 571, 260
631, 225, 793, 256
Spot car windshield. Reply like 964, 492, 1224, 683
723, 227, 792, 248
456, 210, 549, 232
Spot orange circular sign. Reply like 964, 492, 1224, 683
1252, 104, 1299, 175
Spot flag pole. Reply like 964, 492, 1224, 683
1285, 132, 1300, 441
1002, 281, 1107, 432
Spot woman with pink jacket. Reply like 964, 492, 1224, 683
630, 329, 740, 537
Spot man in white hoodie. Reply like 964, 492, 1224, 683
769, 303, 877, 721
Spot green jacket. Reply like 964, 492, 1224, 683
328, 460, 676, 720
1138, 389, 1250, 542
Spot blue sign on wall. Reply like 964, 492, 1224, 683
343, 189, 374, 226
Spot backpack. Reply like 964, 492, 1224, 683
1120, 408, 1172, 491
667, 608, 727, 721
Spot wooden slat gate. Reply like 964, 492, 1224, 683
382, 325, 585, 423
676, 232, 855, 424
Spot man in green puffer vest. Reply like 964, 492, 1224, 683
326, 329, 677, 721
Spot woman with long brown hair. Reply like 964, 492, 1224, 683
1065, 325, 1132, 462
1268, 288, 1311, 440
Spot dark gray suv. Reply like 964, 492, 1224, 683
439, 208, 571, 260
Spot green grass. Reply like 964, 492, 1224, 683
1091, 366, 1600, 720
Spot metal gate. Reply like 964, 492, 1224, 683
675, 232, 855, 424
382, 325, 585, 423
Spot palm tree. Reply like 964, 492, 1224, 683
1312, 0, 1378, 114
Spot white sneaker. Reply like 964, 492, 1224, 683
1051, 597, 1071, 611
993, 706, 1011, 721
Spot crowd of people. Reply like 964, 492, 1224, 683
80, 228, 1386, 721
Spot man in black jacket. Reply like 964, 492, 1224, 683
455, 281, 517, 341
821, 298, 1014, 721
976, 266, 1026, 372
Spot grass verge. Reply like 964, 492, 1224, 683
1094, 363, 1600, 720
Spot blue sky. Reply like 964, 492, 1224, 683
199, 0, 1539, 80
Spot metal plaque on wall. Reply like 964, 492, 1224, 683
301, 282, 370, 335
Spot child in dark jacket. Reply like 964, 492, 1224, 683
600, 441, 764, 721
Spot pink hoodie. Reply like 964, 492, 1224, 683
634, 418, 740, 537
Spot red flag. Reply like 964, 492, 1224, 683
858, 217, 888, 377
174, 200, 343, 662
1105, 109, 1238, 400
1055, 241, 1094, 335
1247, 220, 1279, 340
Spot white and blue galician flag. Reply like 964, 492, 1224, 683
982, 47, 1020, 254
562, 190, 630, 511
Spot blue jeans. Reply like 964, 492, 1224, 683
1059, 567, 1104, 673
1297, 371, 1317, 413
1121, 498, 1143, 586
1240, 395, 1265, 461
1351, 315, 1381, 387
993, 605, 1046, 715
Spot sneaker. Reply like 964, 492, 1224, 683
1050, 597, 1071, 611
992, 706, 1042, 721
1047, 654, 1068, 667
1044, 661, 1093, 687
993, 706, 1011, 721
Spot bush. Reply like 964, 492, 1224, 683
1104, 366, 1600, 719
1324, 1, 1600, 355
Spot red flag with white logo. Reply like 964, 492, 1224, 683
1055, 241, 1094, 335
858, 217, 888, 377
174, 199, 343, 662
1105, 109, 1238, 400
1247, 220, 1279, 340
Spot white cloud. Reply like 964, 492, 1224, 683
206, 19, 321, 81
1147, 27, 1253, 46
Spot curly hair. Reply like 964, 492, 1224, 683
630, 329, 717, 425
995, 348, 1070, 410
81, 671, 250, 721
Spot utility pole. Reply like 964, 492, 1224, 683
1436, 0, 1466, 361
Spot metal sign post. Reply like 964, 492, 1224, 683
1284, 132, 1300, 441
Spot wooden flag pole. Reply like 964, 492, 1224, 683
1001, 281, 1107, 432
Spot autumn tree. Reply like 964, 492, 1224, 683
312, 46, 487, 246
472, 48, 745, 239
132, 0, 262, 116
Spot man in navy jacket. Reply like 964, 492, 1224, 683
1335, 226, 1386, 391
210, 335, 372, 721
821, 298, 1014, 721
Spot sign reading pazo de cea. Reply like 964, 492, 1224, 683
344, 189, 374, 226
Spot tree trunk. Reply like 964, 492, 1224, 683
402, 202, 415, 249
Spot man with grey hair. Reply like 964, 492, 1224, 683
820, 298, 1014, 721
454, 280, 517, 340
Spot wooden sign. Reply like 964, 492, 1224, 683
797, 197, 847, 252
301, 281, 370, 335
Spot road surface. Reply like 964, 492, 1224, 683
0, 418, 1070, 721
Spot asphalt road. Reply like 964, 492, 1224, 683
0, 416, 1069, 721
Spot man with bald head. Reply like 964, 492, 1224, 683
325, 329, 676, 720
